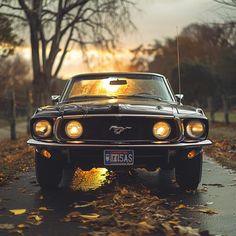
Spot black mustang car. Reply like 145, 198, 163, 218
27, 72, 212, 190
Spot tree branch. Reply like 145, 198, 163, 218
0, 13, 26, 21
53, 25, 74, 78
214, 0, 236, 7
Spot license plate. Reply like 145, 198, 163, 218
104, 150, 134, 166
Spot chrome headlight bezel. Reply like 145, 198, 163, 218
185, 120, 205, 139
65, 120, 83, 139
33, 119, 52, 138
152, 121, 171, 140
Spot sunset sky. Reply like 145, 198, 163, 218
19, 0, 233, 78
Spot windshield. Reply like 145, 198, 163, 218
63, 75, 174, 102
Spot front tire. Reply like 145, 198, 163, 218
35, 151, 63, 189
175, 152, 203, 190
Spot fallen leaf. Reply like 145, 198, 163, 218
120, 187, 129, 195
97, 204, 110, 209
138, 221, 155, 231
79, 213, 100, 220
39, 207, 52, 211
0, 224, 15, 230
121, 203, 135, 208
73, 202, 95, 208
175, 225, 200, 236
161, 222, 175, 236
17, 223, 29, 229
168, 220, 180, 225
194, 208, 218, 215
63, 211, 100, 222
9, 209, 26, 215
28, 214, 43, 221
175, 204, 187, 209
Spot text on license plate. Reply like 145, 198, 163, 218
104, 150, 134, 166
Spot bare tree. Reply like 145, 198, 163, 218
0, 13, 20, 57
214, 0, 236, 7
0, 0, 135, 107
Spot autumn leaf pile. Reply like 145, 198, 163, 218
205, 140, 236, 163
0, 136, 34, 185
61, 185, 212, 236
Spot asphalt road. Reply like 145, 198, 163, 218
0, 155, 236, 236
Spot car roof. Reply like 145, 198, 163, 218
71, 72, 165, 81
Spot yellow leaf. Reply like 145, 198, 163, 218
9, 209, 26, 215
175, 204, 187, 209
31, 215, 43, 221
17, 224, 29, 229
39, 207, 52, 211
79, 213, 100, 220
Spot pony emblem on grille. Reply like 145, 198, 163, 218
109, 125, 132, 135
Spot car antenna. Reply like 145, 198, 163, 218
176, 27, 182, 104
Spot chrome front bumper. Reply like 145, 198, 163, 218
27, 139, 212, 148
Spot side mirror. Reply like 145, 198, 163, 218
175, 94, 184, 102
51, 95, 61, 104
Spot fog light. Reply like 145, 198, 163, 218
41, 149, 51, 159
187, 150, 197, 159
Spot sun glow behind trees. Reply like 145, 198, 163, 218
18, 46, 133, 78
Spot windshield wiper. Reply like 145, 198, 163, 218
65, 95, 117, 102
120, 94, 162, 101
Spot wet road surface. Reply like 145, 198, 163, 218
0, 155, 236, 236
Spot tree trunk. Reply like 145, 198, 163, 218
222, 95, 229, 125
207, 97, 215, 123
26, 89, 32, 135
9, 87, 17, 140
30, 25, 52, 108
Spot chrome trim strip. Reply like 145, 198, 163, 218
62, 114, 175, 118
27, 139, 212, 148
54, 117, 63, 142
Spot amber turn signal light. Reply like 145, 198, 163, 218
41, 149, 51, 159
187, 150, 197, 159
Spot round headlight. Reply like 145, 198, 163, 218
186, 120, 205, 138
65, 120, 83, 139
153, 121, 171, 140
33, 120, 52, 138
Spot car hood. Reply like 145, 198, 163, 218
35, 98, 204, 118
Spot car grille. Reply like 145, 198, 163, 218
57, 115, 180, 143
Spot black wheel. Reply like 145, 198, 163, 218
35, 151, 63, 189
175, 152, 203, 190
